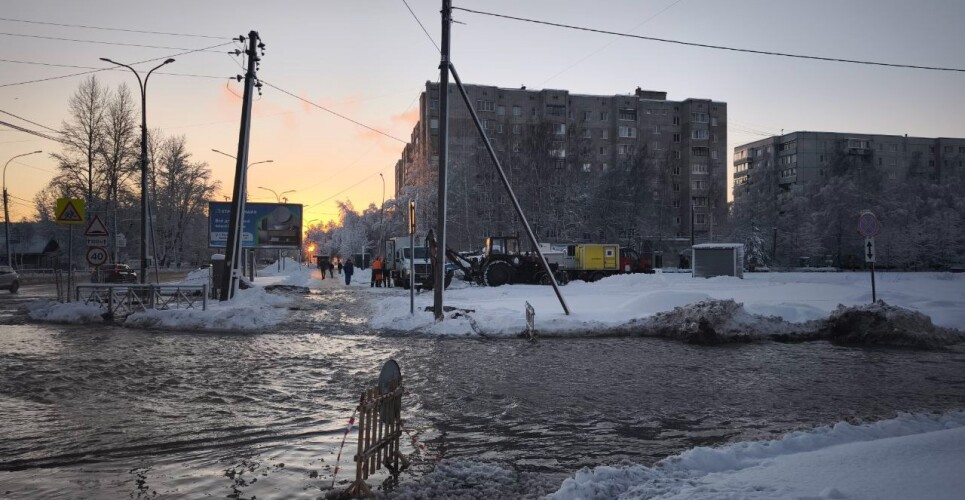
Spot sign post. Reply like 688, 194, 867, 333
857, 211, 881, 303
85, 215, 110, 280
55, 198, 85, 302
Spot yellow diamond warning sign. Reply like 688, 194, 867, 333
55, 198, 85, 225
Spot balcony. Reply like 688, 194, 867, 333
847, 147, 872, 156
734, 156, 754, 165
778, 175, 797, 184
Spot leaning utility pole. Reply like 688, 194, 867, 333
432, 0, 452, 320
220, 31, 263, 301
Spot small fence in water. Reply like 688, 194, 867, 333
76, 284, 207, 318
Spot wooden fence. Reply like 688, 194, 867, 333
343, 375, 408, 497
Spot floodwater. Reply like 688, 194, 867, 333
2, 286, 965, 499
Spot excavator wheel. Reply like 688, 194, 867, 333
483, 260, 512, 287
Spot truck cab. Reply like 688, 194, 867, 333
384, 236, 432, 289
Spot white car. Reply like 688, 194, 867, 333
0, 266, 20, 294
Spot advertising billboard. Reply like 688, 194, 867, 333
208, 202, 303, 249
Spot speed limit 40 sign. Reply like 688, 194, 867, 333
86, 246, 108, 267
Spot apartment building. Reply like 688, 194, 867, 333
395, 82, 727, 252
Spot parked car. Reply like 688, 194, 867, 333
0, 266, 20, 293
101, 264, 138, 283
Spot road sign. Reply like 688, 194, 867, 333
55, 198, 85, 225
86, 246, 108, 267
857, 211, 881, 238
86, 238, 108, 247
865, 237, 876, 263
84, 215, 109, 237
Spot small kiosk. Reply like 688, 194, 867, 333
692, 243, 745, 279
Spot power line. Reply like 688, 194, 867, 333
0, 58, 231, 80
0, 41, 235, 88
400, 0, 440, 53
0, 31, 228, 52
0, 16, 229, 39
0, 119, 66, 144
260, 80, 408, 144
452, 7, 965, 73
0, 108, 60, 133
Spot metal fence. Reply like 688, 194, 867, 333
76, 284, 207, 317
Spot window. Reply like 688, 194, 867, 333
602, 162, 609, 171
671, 166, 680, 175
599, 146, 606, 155
692, 164, 708, 174
482, 119, 491, 131
512, 106, 522, 116
582, 162, 592, 172
430, 118, 439, 129
555, 159, 565, 169
890, 143, 898, 152
691, 112, 708, 123
674, 216, 681, 224
672, 116, 679, 125
512, 124, 521, 135
553, 123, 566, 135
673, 150, 681, 159
601, 129, 609, 140
848, 139, 869, 149
531, 107, 537, 117
960, 147, 965, 154
497, 106, 505, 115
618, 144, 631, 155
653, 125, 660, 134
546, 104, 566, 116
672, 199, 681, 208
691, 129, 709, 140
712, 133, 719, 143
693, 197, 708, 207
583, 129, 592, 139
673, 183, 680, 192
673, 133, 680, 143
600, 111, 609, 121
477, 100, 495, 112
496, 123, 504, 134
695, 214, 708, 224
619, 126, 637, 138
618, 109, 637, 121
710, 150, 718, 160
711, 117, 718, 127
512, 142, 520, 152
550, 141, 566, 158
691, 180, 707, 190
692, 147, 709, 157
583, 111, 592, 121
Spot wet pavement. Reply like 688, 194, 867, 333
2, 283, 965, 499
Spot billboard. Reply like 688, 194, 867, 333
208, 202, 303, 249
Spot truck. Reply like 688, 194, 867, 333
443, 235, 567, 287
384, 236, 452, 290
544, 243, 653, 282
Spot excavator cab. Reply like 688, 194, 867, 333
485, 236, 520, 257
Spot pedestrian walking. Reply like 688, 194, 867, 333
328, 260, 335, 278
344, 259, 354, 285
337, 259, 343, 275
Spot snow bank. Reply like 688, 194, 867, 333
635, 299, 813, 343
822, 301, 963, 348
124, 286, 292, 332
25, 299, 105, 324
549, 410, 965, 500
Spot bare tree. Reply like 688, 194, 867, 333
53, 75, 108, 207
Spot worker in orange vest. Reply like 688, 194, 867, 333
371, 256, 384, 288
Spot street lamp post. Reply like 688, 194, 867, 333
101, 57, 175, 283
3, 150, 43, 266
212, 149, 271, 283
256, 187, 294, 271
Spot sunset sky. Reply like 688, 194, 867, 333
2, 0, 964, 225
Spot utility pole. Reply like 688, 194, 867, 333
433, 0, 452, 321
220, 31, 263, 301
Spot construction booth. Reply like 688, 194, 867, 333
692, 243, 744, 279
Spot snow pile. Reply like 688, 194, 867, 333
124, 285, 292, 332
821, 301, 963, 348
24, 299, 105, 324
177, 266, 213, 287
549, 410, 965, 500
636, 299, 812, 344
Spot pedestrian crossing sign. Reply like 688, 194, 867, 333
55, 198, 85, 225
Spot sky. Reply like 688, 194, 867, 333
2, 0, 964, 226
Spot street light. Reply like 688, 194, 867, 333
101, 56, 175, 283
256, 186, 295, 203
3, 150, 42, 266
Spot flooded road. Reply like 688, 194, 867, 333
2, 287, 965, 498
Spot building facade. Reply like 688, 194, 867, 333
395, 82, 728, 255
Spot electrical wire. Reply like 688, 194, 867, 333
0, 57, 231, 80
0, 41, 236, 88
401, 0, 440, 53
0, 108, 60, 133
0, 31, 228, 52
0, 119, 66, 144
452, 6, 965, 73
0, 16, 229, 39
260, 80, 408, 144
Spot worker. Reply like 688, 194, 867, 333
371, 256, 384, 287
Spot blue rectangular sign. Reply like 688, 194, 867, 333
208, 202, 304, 249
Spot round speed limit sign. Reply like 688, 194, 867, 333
86, 246, 108, 267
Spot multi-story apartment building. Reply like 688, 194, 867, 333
394, 82, 727, 258
733, 131, 965, 208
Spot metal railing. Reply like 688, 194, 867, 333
76, 284, 207, 317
